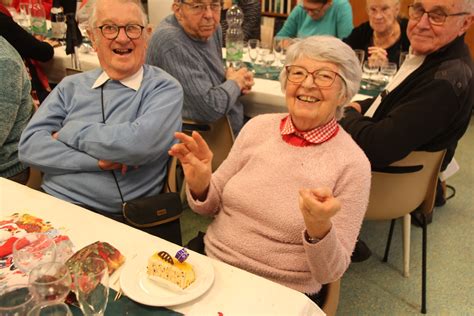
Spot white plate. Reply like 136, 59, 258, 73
119, 254, 214, 306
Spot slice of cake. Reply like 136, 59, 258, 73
147, 250, 195, 289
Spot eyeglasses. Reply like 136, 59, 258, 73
285, 65, 341, 87
408, 4, 470, 26
181, 1, 222, 15
96, 24, 144, 40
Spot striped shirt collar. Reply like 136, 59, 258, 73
92, 66, 144, 90
280, 115, 339, 146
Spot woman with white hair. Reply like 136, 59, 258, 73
344, 0, 410, 66
169, 36, 371, 305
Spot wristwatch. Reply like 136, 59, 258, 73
304, 230, 320, 244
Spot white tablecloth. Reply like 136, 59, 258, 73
0, 178, 324, 316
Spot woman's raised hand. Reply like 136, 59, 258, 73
298, 188, 341, 239
168, 131, 213, 200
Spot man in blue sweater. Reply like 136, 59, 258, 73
146, 0, 254, 136
19, 0, 183, 219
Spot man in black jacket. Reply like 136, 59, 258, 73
340, 0, 473, 261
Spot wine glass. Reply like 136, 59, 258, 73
259, 43, 275, 79
28, 302, 72, 316
354, 49, 365, 67
13, 233, 57, 274
18, 0, 31, 29
380, 62, 397, 86
273, 37, 284, 68
28, 262, 72, 304
0, 284, 37, 316
361, 61, 379, 90
247, 39, 260, 73
73, 257, 109, 316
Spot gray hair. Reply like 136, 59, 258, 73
279, 35, 362, 120
88, 0, 148, 28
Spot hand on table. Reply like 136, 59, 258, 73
226, 67, 254, 95
299, 188, 341, 239
168, 131, 213, 200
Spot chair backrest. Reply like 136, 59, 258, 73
365, 150, 446, 221
182, 116, 235, 172
322, 279, 341, 316
26, 167, 43, 190
65, 67, 83, 76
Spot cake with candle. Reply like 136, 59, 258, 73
146, 249, 195, 289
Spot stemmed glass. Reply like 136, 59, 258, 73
74, 257, 109, 316
29, 262, 72, 303
380, 62, 397, 86
0, 284, 37, 316
12, 233, 57, 274
354, 49, 365, 68
18, 0, 31, 29
273, 37, 284, 68
247, 39, 260, 73
259, 43, 275, 79
361, 61, 380, 90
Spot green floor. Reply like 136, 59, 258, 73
180, 119, 474, 315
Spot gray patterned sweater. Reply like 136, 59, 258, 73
0, 36, 33, 178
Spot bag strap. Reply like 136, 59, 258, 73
100, 85, 126, 207
100, 84, 173, 211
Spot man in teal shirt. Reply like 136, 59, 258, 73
276, 0, 353, 39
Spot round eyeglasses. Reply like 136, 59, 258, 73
285, 65, 342, 88
408, 4, 469, 26
96, 24, 144, 40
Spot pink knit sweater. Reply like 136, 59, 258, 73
188, 114, 371, 294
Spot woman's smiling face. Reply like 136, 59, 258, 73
285, 56, 345, 131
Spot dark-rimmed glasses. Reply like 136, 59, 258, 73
181, 1, 222, 15
408, 4, 470, 26
96, 24, 144, 40
285, 65, 342, 87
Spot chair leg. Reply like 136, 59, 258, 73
383, 219, 396, 262
402, 214, 411, 277
421, 213, 427, 314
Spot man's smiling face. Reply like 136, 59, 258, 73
88, 0, 150, 80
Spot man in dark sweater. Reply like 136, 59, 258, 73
146, 0, 254, 136
340, 0, 473, 261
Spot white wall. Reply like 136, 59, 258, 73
147, 0, 174, 28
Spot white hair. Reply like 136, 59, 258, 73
88, 0, 148, 28
279, 36, 362, 120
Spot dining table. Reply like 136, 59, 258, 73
42, 46, 373, 118
0, 178, 325, 316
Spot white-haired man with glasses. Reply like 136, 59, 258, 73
341, 0, 473, 261
146, 0, 254, 136
19, 0, 183, 231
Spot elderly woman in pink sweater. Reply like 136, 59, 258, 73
169, 35, 371, 306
